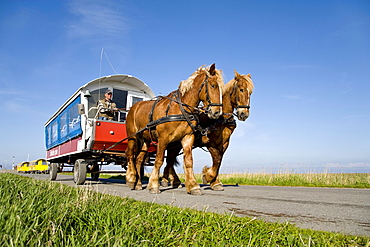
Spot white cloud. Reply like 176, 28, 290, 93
232, 121, 255, 138
283, 95, 304, 100
66, 0, 129, 38
254, 133, 270, 142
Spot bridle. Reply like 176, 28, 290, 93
197, 74, 223, 114
232, 78, 251, 110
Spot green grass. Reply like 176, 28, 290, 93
173, 172, 370, 188
65, 172, 370, 188
1, 173, 369, 246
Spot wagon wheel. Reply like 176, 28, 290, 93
90, 163, 100, 181
49, 163, 58, 181
74, 159, 87, 185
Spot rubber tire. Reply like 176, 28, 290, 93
49, 163, 58, 181
90, 164, 100, 181
74, 159, 87, 185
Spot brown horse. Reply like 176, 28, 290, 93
162, 70, 254, 190
125, 64, 224, 195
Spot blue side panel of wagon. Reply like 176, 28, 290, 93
45, 96, 82, 150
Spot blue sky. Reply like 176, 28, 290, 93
1, 0, 369, 173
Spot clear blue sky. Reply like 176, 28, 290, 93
1, 0, 369, 173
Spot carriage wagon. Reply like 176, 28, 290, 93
45, 74, 156, 184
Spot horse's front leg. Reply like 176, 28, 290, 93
182, 135, 202, 195
147, 140, 167, 194
202, 146, 224, 191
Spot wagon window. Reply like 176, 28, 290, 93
113, 89, 128, 109
132, 96, 143, 106
51, 121, 58, 143
60, 111, 68, 139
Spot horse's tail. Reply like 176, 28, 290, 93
173, 156, 180, 167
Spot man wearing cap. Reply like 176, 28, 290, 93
98, 89, 118, 120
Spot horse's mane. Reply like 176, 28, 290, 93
178, 65, 223, 96
225, 73, 254, 94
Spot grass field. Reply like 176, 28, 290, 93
1, 173, 369, 246
192, 172, 370, 188
105, 172, 370, 189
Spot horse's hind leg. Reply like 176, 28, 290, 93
161, 164, 171, 187
147, 140, 168, 194
202, 147, 224, 191
126, 138, 137, 189
162, 146, 182, 188
133, 142, 148, 190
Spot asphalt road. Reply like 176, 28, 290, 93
12, 172, 370, 237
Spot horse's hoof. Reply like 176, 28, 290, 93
211, 184, 224, 191
189, 188, 203, 195
161, 181, 169, 187
135, 184, 143, 190
172, 182, 182, 188
202, 175, 208, 184
149, 188, 161, 194
126, 182, 135, 190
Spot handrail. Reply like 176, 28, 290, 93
88, 106, 127, 122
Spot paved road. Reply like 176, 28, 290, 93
13, 172, 370, 237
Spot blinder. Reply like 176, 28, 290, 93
236, 105, 250, 109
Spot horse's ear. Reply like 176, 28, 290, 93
234, 69, 240, 78
209, 63, 216, 75
247, 73, 251, 78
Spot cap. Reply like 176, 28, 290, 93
105, 89, 112, 94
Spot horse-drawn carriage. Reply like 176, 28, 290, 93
45, 74, 155, 184
46, 64, 253, 194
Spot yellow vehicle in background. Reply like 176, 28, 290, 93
17, 162, 30, 173
30, 159, 49, 174
17, 159, 49, 174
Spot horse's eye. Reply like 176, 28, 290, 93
240, 88, 244, 93
211, 85, 215, 88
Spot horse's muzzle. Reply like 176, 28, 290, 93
207, 106, 222, 119
237, 110, 249, 121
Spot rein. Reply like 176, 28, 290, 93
104, 71, 223, 151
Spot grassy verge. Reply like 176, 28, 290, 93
1, 173, 369, 246
193, 172, 370, 188
104, 172, 370, 189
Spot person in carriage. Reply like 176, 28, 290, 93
97, 89, 118, 120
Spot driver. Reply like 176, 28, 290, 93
98, 89, 118, 120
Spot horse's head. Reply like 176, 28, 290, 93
197, 63, 223, 119
179, 63, 223, 119
231, 70, 254, 121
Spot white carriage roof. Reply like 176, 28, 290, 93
83, 74, 155, 98
45, 74, 155, 125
